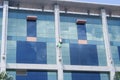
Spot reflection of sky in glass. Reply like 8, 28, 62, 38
73, 0, 120, 5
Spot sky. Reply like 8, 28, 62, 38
74, 0, 120, 5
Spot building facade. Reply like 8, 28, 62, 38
0, 0, 120, 80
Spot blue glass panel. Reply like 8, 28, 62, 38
77, 24, 87, 40
69, 39, 78, 43
48, 72, 57, 80
70, 44, 98, 65
107, 17, 120, 26
46, 38, 55, 43
7, 36, 13, 40
72, 72, 100, 80
27, 20, 36, 37
62, 39, 70, 43
64, 72, 72, 80
70, 44, 79, 65
27, 70, 47, 80
36, 42, 47, 64
17, 41, 47, 64
16, 76, 27, 80
16, 36, 26, 41
87, 40, 104, 45
7, 36, 26, 41
110, 42, 120, 46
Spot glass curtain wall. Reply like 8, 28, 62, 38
7, 9, 57, 80
7, 9, 56, 64
107, 17, 120, 66
60, 14, 107, 66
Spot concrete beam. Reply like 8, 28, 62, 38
54, 4, 63, 80
63, 65, 110, 72
6, 63, 57, 70
6, 63, 112, 72
101, 8, 115, 80
0, 1, 8, 72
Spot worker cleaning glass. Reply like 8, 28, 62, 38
57, 38, 62, 48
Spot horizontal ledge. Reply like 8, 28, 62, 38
9, 7, 54, 12
0, 63, 112, 72
6, 63, 57, 70
8, 6, 120, 17
63, 65, 110, 72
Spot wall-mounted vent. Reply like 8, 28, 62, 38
27, 16, 37, 21
76, 19, 86, 25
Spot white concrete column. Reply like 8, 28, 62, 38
54, 4, 63, 80
101, 9, 115, 80
0, 1, 8, 72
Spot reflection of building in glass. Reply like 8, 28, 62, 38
0, 0, 120, 80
